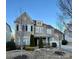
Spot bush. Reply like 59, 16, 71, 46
23, 46, 35, 51
54, 51, 65, 56
39, 37, 43, 48
6, 41, 16, 51
52, 42, 57, 47
30, 34, 35, 47
62, 40, 68, 45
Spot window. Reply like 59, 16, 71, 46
47, 29, 51, 34
36, 27, 39, 33
36, 27, 43, 33
28, 25, 31, 32
16, 25, 19, 31
22, 25, 25, 31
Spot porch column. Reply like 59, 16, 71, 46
46, 37, 48, 46
37, 39, 39, 46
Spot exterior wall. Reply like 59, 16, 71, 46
15, 24, 34, 45
15, 12, 34, 45
16, 36, 30, 45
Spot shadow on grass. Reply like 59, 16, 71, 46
14, 55, 28, 59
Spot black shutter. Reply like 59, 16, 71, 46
31, 26, 33, 31
16, 25, 19, 31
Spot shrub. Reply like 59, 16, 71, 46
30, 34, 35, 47
6, 41, 16, 51
54, 51, 65, 56
52, 42, 57, 47
62, 40, 68, 45
23, 46, 35, 51
39, 37, 43, 48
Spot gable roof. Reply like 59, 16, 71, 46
43, 23, 54, 29
14, 12, 33, 24
54, 28, 63, 34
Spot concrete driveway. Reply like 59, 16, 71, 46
61, 45, 72, 53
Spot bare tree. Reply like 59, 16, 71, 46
58, 15, 72, 32
56, 21, 63, 50
57, 0, 72, 32
58, 0, 72, 18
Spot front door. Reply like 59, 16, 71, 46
34, 38, 37, 46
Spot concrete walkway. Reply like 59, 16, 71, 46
61, 45, 72, 53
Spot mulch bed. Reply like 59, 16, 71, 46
54, 51, 65, 56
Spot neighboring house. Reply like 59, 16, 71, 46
6, 23, 12, 42
53, 29, 63, 47
14, 12, 63, 46
64, 21, 72, 45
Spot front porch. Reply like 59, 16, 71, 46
34, 36, 52, 47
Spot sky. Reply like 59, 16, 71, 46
6, 0, 65, 34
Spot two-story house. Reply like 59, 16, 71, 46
14, 12, 63, 47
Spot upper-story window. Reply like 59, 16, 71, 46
22, 25, 25, 31
35, 27, 44, 33
20, 24, 33, 32
47, 29, 51, 34
36, 27, 39, 33
28, 25, 31, 32
36, 21, 43, 26
16, 25, 19, 31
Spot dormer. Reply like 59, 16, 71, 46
35, 20, 43, 26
